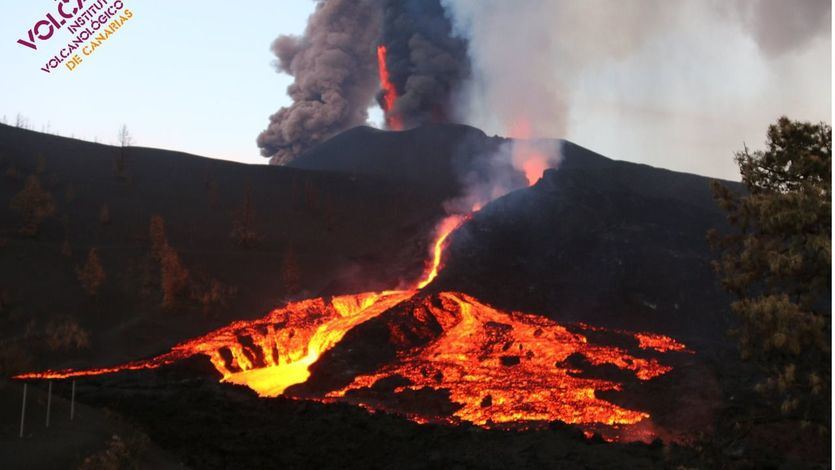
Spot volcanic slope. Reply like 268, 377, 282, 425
0, 122, 740, 375
290, 123, 741, 349
0, 123, 447, 373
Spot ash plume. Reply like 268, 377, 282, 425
258, 0, 471, 163
257, 0, 382, 165
379, 0, 471, 128
726, 0, 831, 57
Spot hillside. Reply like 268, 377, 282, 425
0, 122, 743, 372
290, 123, 741, 348
0, 124, 447, 371
438, 154, 738, 349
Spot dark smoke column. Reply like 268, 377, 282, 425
380, 0, 471, 129
257, 0, 382, 165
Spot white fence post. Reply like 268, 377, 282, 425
45, 381, 52, 428
19, 383, 27, 439
70, 380, 76, 421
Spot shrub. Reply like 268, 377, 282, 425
10, 175, 55, 236
44, 317, 90, 351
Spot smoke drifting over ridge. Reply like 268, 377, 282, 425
258, 0, 470, 164
259, 0, 829, 178
727, 0, 831, 57
443, 0, 830, 179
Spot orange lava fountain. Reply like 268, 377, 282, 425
510, 119, 550, 185
376, 45, 403, 131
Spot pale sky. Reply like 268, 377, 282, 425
0, 1, 318, 165
0, 1, 830, 179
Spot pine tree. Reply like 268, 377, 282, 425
77, 248, 106, 296
710, 117, 830, 432
146, 215, 191, 308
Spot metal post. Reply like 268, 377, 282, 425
70, 380, 76, 421
19, 383, 27, 439
45, 381, 52, 428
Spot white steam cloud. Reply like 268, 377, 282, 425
444, 0, 831, 180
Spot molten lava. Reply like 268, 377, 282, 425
415, 214, 467, 289
18, 291, 414, 397
376, 45, 402, 131
330, 292, 674, 429
635, 333, 692, 353
18, 288, 689, 440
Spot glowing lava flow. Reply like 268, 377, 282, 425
635, 333, 692, 353
16, 291, 415, 397
415, 214, 467, 289
16, 289, 689, 438
14, 291, 689, 440
376, 45, 403, 131
330, 293, 676, 428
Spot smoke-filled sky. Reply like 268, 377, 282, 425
0, 0, 830, 180
446, 0, 831, 179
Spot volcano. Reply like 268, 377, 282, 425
1, 122, 757, 467
9, 120, 710, 443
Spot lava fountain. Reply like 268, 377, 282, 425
377, 45, 403, 131
510, 119, 552, 185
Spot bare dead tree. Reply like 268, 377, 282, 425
115, 125, 133, 180
117, 124, 134, 147
15, 114, 28, 129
